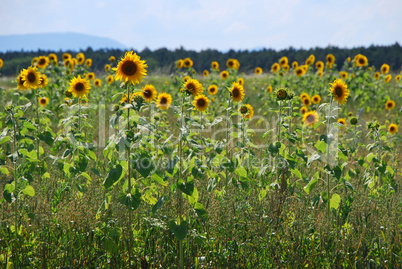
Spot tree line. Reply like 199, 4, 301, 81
1, 43, 401, 77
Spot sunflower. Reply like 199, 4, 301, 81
385, 74, 392, 83
39, 74, 48, 88
338, 118, 346, 128
271, 63, 280, 73
203, 70, 209, 77
211, 61, 219, 70
279, 56, 288, 67
276, 88, 288, 100
395, 75, 401, 82
244, 104, 254, 119
380, 63, 389, 74
176, 59, 183, 69
193, 94, 209, 112
142, 84, 157, 102
339, 71, 348, 79
183, 76, 191, 83
156, 93, 172, 110
220, 70, 229, 80
109, 56, 115, 62
303, 111, 319, 127
347, 57, 351, 62
130, 92, 143, 102
68, 75, 91, 98
208, 84, 218, 95
76, 53, 85, 65
86, 72, 95, 80
104, 64, 111, 72
300, 106, 307, 115
94, 79, 102, 87
85, 59, 92, 67
388, 123, 398, 135
16, 74, 26, 90
326, 54, 335, 65
183, 78, 203, 96
302, 97, 311, 107
305, 58, 314, 66
64, 97, 73, 106
267, 85, 273, 93
22, 66, 41, 89
183, 58, 193, 68
350, 117, 358, 125
0, 58, 3, 69
226, 58, 240, 69
374, 72, 380, 80
292, 61, 298, 69
62, 53, 71, 61
120, 94, 128, 104
354, 54, 368, 67
48, 53, 58, 64
107, 75, 114, 84
36, 56, 50, 69
385, 100, 395, 110
64, 59, 73, 69
318, 70, 323, 78
113, 51, 147, 85
230, 82, 245, 102
315, 61, 324, 70
255, 67, 263, 75
237, 77, 244, 85
329, 79, 349, 105
72, 58, 78, 66
39, 96, 49, 107
294, 66, 305, 77
300, 93, 310, 100
311, 94, 321, 104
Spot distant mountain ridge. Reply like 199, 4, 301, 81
0, 32, 128, 52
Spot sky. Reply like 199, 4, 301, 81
0, 0, 401, 52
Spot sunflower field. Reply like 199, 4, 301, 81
0, 51, 401, 268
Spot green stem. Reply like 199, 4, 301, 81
78, 98, 81, 133
178, 94, 185, 269
35, 90, 40, 161
326, 97, 333, 225
11, 111, 18, 234
225, 98, 231, 187
126, 83, 133, 268
278, 101, 282, 143
200, 111, 203, 162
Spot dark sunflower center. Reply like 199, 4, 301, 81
228, 61, 234, 67
359, 58, 364, 64
390, 126, 395, 132
184, 60, 190, 66
144, 89, 152, 98
75, 82, 85, 92
334, 86, 343, 97
387, 103, 392, 108
187, 83, 194, 92
27, 72, 36, 83
197, 98, 206, 107
39, 59, 46, 65
18, 77, 25, 85
210, 87, 216, 93
304, 99, 309, 105
122, 61, 137, 76
314, 97, 318, 102
307, 115, 314, 122
160, 97, 167, 105
40, 98, 46, 104
232, 88, 239, 98
280, 60, 285, 65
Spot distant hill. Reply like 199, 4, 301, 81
0, 32, 128, 52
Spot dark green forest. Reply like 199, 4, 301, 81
1, 43, 401, 76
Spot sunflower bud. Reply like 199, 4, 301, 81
350, 117, 358, 125
239, 105, 249, 115
276, 88, 288, 101
348, 112, 353, 117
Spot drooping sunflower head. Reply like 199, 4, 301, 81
230, 82, 245, 102
303, 111, 319, 127
338, 118, 346, 128
395, 75, 401, 82
220, 70, 229, 80
94, 79, 102, 87
62, 53, 71, 61
308, 54, 315, 64
68, 75, 91, 98
176, 59, 183, 69
283, 64, 290, 71
208, 84, 218, 95
329, 79, 349, 105
244, 104, 254, 119
339, 71, 348, 79
16, 74, 26, 90
193, 94, 210, 112
39, 96, 49, 107
48, 53, 58, 65
311, 94, 321, 104
267, 85, 273, 93
385, 100, 395, 110
276, 88, 288, 101
183, 58, 193, 68
113, 51, 147, 85
380, 63, 390, 74
22, 66, 41, 89
85, 58, 92, 67
156, 92, 172, 110
211, 61, 219, 70
203, 70, 209, 77
255, 67, 263, 75
36, 56, 50, 69
104, 64, 111, 72
279, 56, 288, 67
388, 123, 398, 135
142, 84, 157, 102
76, 53, 85, 65
183, 78, 203, 96
305, 57, 314, 66
226, 58, 240, 69
385, 74, 392, 83
272, 63, 280, 73
326, 54, 335, 64
292, 61, 298, 69
237, 77, 244, 86
317, 70, 323, 78
109, 56, 115, 62
107, 75, 114, 84
38, 74, 48, 88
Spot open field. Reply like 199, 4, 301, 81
0, 52, 401, 268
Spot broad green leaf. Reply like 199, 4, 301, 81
103, 165, 123, 189
38, 131, 54, 146
22, 185, 35, 197
0, 167, 9, 175
330, 193, 341, 209
134, 151, 154, 178
118, 187, 141, 211
80, 172, 91, 182
3, 184, 15, 203
315, 140, 326, 153
151, 173, 168, 187
304, 172, 319, 194
235, 166, 247, 178
169, 220, 188, 241
290, 168, 302, 179
194, 202, 207, 220
23, 121, 37, 131
178, 176, 194, 196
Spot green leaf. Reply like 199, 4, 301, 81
177, 176, 194, 196
169, 220, 188, 241
0, 167, 9, 175
23, 121, 37, 131
194, 202, 208, 220
290, 168, 302, 179
304, 172, 319, 194
0, 136, 10, 145
118, 187, 141, 211
80, 172, 91, 182
307, 153, 321, 167
38, 131, 54, 146
330, 193, 341, 209
134, 151, 154, 178
41, 172, 50, 179
22, 185, 35, 197
315, 140, 326, 153
152, 196, 165, 214
151, 173, 168, 186
235, 166, 247, 178
103, 165, 123, 189
3, 184, 15, 203
321, 191, 329, 203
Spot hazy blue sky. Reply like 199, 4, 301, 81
1, 0, 401, 51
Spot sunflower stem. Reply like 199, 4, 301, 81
178, 94, 185, 269
35, 89, 40, 162
278, 101, 282, 143
326, 96, 333, 226
126, 83, 133, 268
